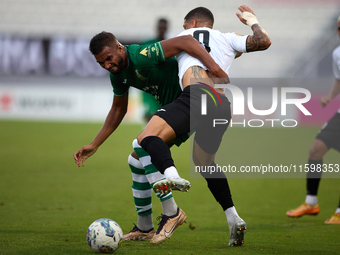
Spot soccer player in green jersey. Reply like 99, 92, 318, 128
73, 31, 228, 242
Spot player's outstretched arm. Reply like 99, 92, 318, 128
236, 4, 271, 52
161, 35, 229, 82
320, 79, 340, 107
73, 93, 128, 167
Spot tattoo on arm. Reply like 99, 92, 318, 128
246, 24, 271, 52
191, 66, 204, 79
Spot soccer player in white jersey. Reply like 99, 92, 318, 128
176, 23, 247, 89
286, 15, 340, 224
136, 5, 271, 245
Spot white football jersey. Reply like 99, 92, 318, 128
176, 27, 248, 89
332, 45, 340, 113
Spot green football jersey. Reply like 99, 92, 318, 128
110, 42, 182, 106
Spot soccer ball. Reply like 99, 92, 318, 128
87, 218, 123, 253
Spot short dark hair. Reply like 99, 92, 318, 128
184, 7, 214, 25
89, 31, 117, 55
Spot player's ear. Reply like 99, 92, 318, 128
192, 19, 198, 28
116, 43, 123, 53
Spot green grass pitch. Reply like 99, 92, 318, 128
0, 120, 339, 255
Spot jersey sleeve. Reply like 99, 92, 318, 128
332, 49, 340, 80
224, 32, 248, 53
110, 73, 129, 97
133, 42, 166, 67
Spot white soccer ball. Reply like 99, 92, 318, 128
86, 218, 123, 253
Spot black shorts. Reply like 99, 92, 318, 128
154, 86, 190, 138
316, 112, 340, 152
154, 84, 231, 154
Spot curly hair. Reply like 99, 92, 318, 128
89, 31, 117, 55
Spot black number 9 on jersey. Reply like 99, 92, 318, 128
193, 30, 211, 53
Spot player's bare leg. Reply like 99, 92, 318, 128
192, 140, 215, 166
309, 139, 328, 161
137, 115, 177, 144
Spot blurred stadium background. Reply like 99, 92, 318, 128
0, 0, 340, 124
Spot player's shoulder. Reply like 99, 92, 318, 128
126, 43, 159, 56
223, 31, 246, 38
127, 42, 164, 63
179, 27, 229, 41
195, 28, 243, 39
178, 27, 213, 35
140, 38, 157, 45
125, 44, 147, 55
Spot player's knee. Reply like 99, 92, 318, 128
192, 152, 214, 166
309, 142, 327, 160
138, 133, 169, 145
309, 148, 323, 160
137, 128, 158, 144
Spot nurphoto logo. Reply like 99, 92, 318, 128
201, 84, 311, 128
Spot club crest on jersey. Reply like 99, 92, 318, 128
140, 48, 148, 56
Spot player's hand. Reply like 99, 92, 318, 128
236, 4, 256, 25
74, 145, 98, 167
320, 95, 331, 108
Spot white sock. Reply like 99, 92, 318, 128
305, 195, 317, 206
335, 208, 340, 214
137, 214, 154, 231
164, 166, 180, 179
225, 206, 240, 230
162, 197, 178, 216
